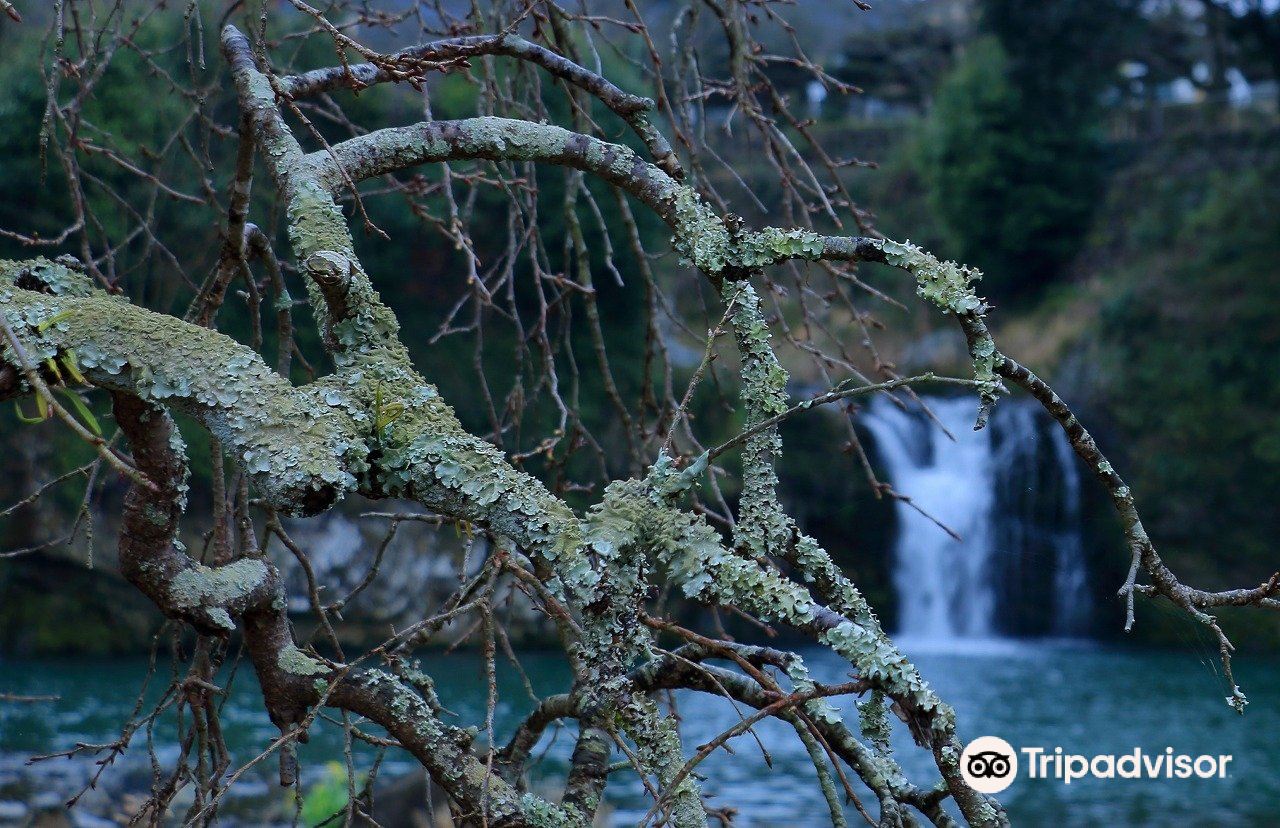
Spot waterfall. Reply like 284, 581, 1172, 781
1048, 425, 1091, 634
861, 397, 997, 638
862, 395, 1091, 640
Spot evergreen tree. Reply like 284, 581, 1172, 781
918, 1, 1137, 301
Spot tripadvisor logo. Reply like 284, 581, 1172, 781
960, 736, 1018, 793
960, 736, 1234, 794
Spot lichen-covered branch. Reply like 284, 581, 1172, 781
7, 11, 1270, 828
0, 257, 360, 514
656, 281, 1004, 824
632, 649, 954, 827
278, 31, 681, 179
106, 390, 570, 827
305, 117, 1005, 418
222, 27, 716, 821
991, 353, 1278, 713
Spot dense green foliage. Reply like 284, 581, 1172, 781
916, 1, 1139, 302
1097, 134, 1280, 600
915, 37, 1097, 301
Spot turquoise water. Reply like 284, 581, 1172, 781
1, 640, 1276, 826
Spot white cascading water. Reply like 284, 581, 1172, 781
1049, 422, 1091, 635
862, 397, 998, 638
862, 395, 1090, 640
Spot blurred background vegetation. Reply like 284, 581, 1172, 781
1, 0, 1277, 653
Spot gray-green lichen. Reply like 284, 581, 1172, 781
879, 239, 984, 315
0, 257, 96, 297
518, 792, 580, 828
204, 607, 235, 633
669, 189, 824, 273
277, 644, 330, 677
624, 696, 705, 827
878, 239, 1002, 416
650, 494, 953, 734
369, 377, 591, 601
168, 558, 268, 610
723, 281, 792, 559
345, 666, 575, 824
670, 189, 734, 272
790, 533, 883, 630
783, 655, 844, 728
647, 449, 708, 498
285, 179, 407, 365
0, 282, 361, 514
574, 481, 709, 824
858, 690, 893, 753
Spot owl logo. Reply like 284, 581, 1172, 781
960, 736, 1019, 793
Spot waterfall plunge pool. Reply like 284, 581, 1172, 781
1, 399, 1263, 825
1, 643, 1275, 826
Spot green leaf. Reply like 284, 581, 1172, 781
43, 357, 63, 384
59, 388, 101, 436
376, 401, 404, 432
35, 310, 75, 332
372, 381, 404, 433
61, 349, 88, 385
13, 400, 43, 425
